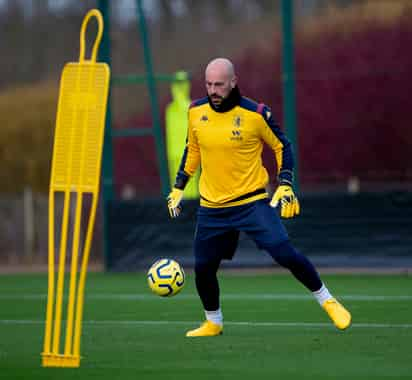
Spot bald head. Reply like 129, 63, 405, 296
205, 58, 235, 79
205, 58, 237, 107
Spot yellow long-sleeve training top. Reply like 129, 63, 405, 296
174, 88, 294, 208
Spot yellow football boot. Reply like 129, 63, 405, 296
322, 298, 352, 330
186, 320, 223, 337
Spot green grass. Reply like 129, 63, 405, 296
0, 272, 411, 379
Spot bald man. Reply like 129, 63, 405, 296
167, 58, 351, 337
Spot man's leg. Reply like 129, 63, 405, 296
243, 200, 351, 330
186, 224, 239, 337
194, 253, 221, 314
267, 241, 351, 330
267, 240, 322, 291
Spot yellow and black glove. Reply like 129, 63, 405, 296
270, 184, 300, 219
167, 188, 184, 218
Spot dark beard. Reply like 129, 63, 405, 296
207, 86, 241, 112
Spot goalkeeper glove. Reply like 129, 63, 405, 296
270, 184, 300, 219
167, 188, 184, 218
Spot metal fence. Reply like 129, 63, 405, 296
106, 192, 412, 271
2, 190, 411, 269
0, 191, 103, 266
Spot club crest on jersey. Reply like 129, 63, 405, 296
200, 115, 209, 122
233, 114, 243, 127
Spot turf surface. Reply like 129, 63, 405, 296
0, 272, 411, 379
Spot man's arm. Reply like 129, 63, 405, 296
258, 104, 300, 218
258, 104, 294, 184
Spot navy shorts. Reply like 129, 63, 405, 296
194, 198, 289, 264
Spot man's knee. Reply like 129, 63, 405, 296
194, 259, 208, 275
194, 257, 220, 276
267, 240, 299, 268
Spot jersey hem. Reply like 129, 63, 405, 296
199, 193, 269, 208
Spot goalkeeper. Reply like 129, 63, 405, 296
168, 57, 351, 337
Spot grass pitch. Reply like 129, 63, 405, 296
0, 272, 411, 379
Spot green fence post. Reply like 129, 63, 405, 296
98, 0, 114, 270
281, 0, 300, 193
136, 0, 169, 197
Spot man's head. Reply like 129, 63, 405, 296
205, 58, 237, 107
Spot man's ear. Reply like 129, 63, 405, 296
231, 75, 237, 89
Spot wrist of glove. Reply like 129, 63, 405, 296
167, 188, 184, 218
270, 184, 300, 219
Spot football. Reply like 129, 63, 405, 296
147, 258, 185, 297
